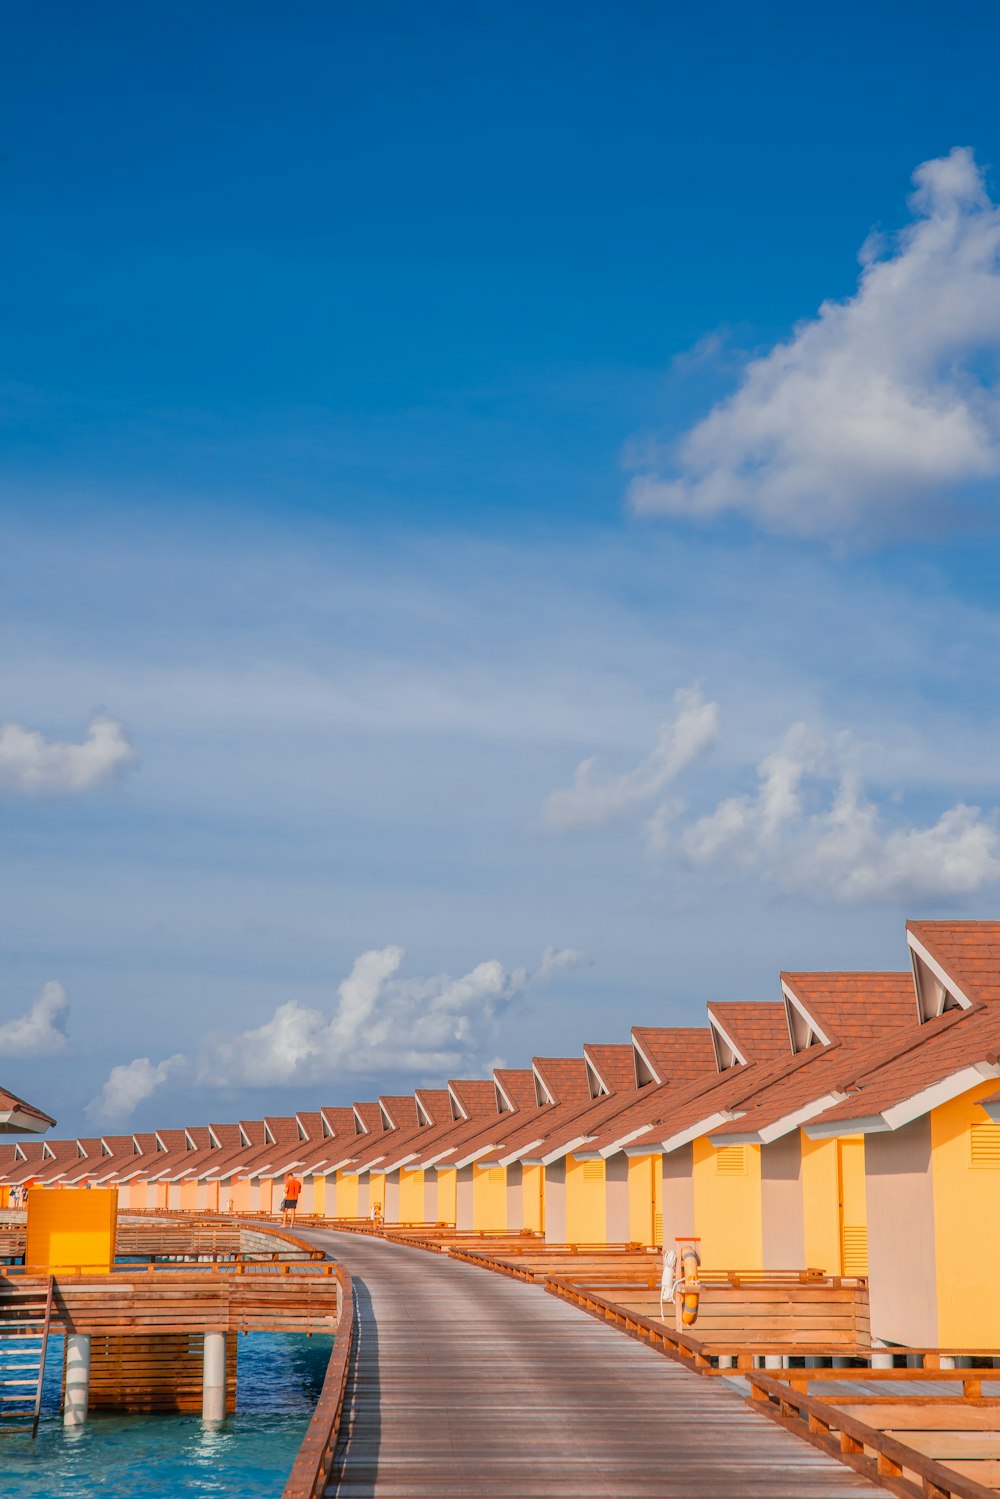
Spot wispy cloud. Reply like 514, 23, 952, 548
197, 943, 587, 1088
683, 723, 1000, 901
540, 686, 719, 834
0, 981, 70, 1056
86, 1054, 184, 1123
628, 147, 1000, 539
0, 713, 136, 795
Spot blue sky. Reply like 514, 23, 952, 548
4, 3, 1000, 1134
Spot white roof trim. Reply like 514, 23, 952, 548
780, 980, 832, 1048
631, 1034, 663, 1086
706, 1009, 747, 1068
497, 1137, 545, 1168
659, 1110, 736, 1153
599, 1123, 653, 1158
452, 1143, 499, 1170
532, 1064, 556, 1106
883, 1063, 1000, 1131
907, 932, 975, 1011
745, 1092, 848, 1145
538, 1135, 593, 1167
493, 1075, 518, 1113
447, 1084, 468, 1120
804, 1113, 889, 1138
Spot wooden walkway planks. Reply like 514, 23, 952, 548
301, 1230, 878, 1498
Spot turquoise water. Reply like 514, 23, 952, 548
1, 1331, 334, 1498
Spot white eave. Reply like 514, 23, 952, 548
0, 1108, 52, 1134
538, 1135, 594, 1167
907, 932, 975, 1010
452, 1143, 500, 1170
496, 1138, 544, 1168
804, 1113, 889, 1138
711, 1091, 849, 1147
659, 1111, 739, 1153
600, 1123, 653, 1158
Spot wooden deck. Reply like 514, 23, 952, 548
297, 1227, 877, 1498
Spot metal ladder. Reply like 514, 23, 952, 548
0, 1277, 54, 1437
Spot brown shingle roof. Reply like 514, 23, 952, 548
907, 920, 1000, 1005
583, 1044, 636, 1095
631, 1027, 719, 1084
707, 1001, 789, 1064
781, 972, 914, 1043
494, 1069, 537, 1111
533, 1058, 591, 1107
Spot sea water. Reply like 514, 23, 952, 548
0, 1330, 334, 1498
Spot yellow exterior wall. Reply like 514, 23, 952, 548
436, 1169, 457, 1225
801, 1134, 842, 1274
627, 1156, 658, 1246
692, 1136, 762, 1269
26, 1188, 117, 1272
336, 1171, 358, 1219
837, 1137, 868, 1275
369, 1174, 385, 1216
521, 1164, 544, 1233
180, 1179, 199, 1213
931, 1080, 1000, 1347
565, 1155, 606, 1244
313, 1175, 326, 1217
398, 1168, 424, 1222
472, 1164, 507, 1231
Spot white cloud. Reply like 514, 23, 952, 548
200, 944, 585, 1088
540, 686, 719, 833
0, 981, 70, 1056
628, 147, 1000, 539
86, 1054, 184, 1123
0, 713, 136, 794
682, 724, 1000, 902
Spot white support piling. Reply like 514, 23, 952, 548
763, 1355, 783, 1370
870, 1352, 894, 1370
202, 1331, 227, 1422
64, 1333, 91, 1427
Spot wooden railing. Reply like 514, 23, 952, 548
746, 1369, 998, 1499
281, 1257, 354, 1499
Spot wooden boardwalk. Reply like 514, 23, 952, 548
301, 1229, 878, 1498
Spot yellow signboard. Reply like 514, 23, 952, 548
25, 1188, 118, 1273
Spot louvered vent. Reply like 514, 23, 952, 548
971, 1123, 1000, 1168
841, 1225, 868, 1276
487, 1168, 504, 1184
653, 1210, 663, 1246
715, 1145, 748, 1176
582, 1161, 604, 1183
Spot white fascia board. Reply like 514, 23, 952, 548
0, 1109, 51, 1134
624, 1142, 664, 1157
659, 1111, 736, 1153
755, 1092, 848, 1145
570, 1149, 602, 1161
882, 1064, 1000, 1131
452, 1143, 499, 1169
707, 1131, 761, 1145
540, 1135, 593, 1167
907, 933, 974, 1010
113, 1167, 147, 1183
496, 1138, 544, 1168
346, 1154, 386, 1177
379, 1151, 418, 1174
319, 1155, 354, 1176
780, 980, 832, 1047
599, 1123, 652, 1158
630, 1035, 663, 1086
423, 1148, 458, 1170
706, 1010, 747, 1067
804, 1114, 889, 1138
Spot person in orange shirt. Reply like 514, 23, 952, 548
281, 1173, 303, 1225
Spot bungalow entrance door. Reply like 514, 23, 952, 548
837, 1137, 869, 1276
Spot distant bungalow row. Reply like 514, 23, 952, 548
4, 918, 1000, 1353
